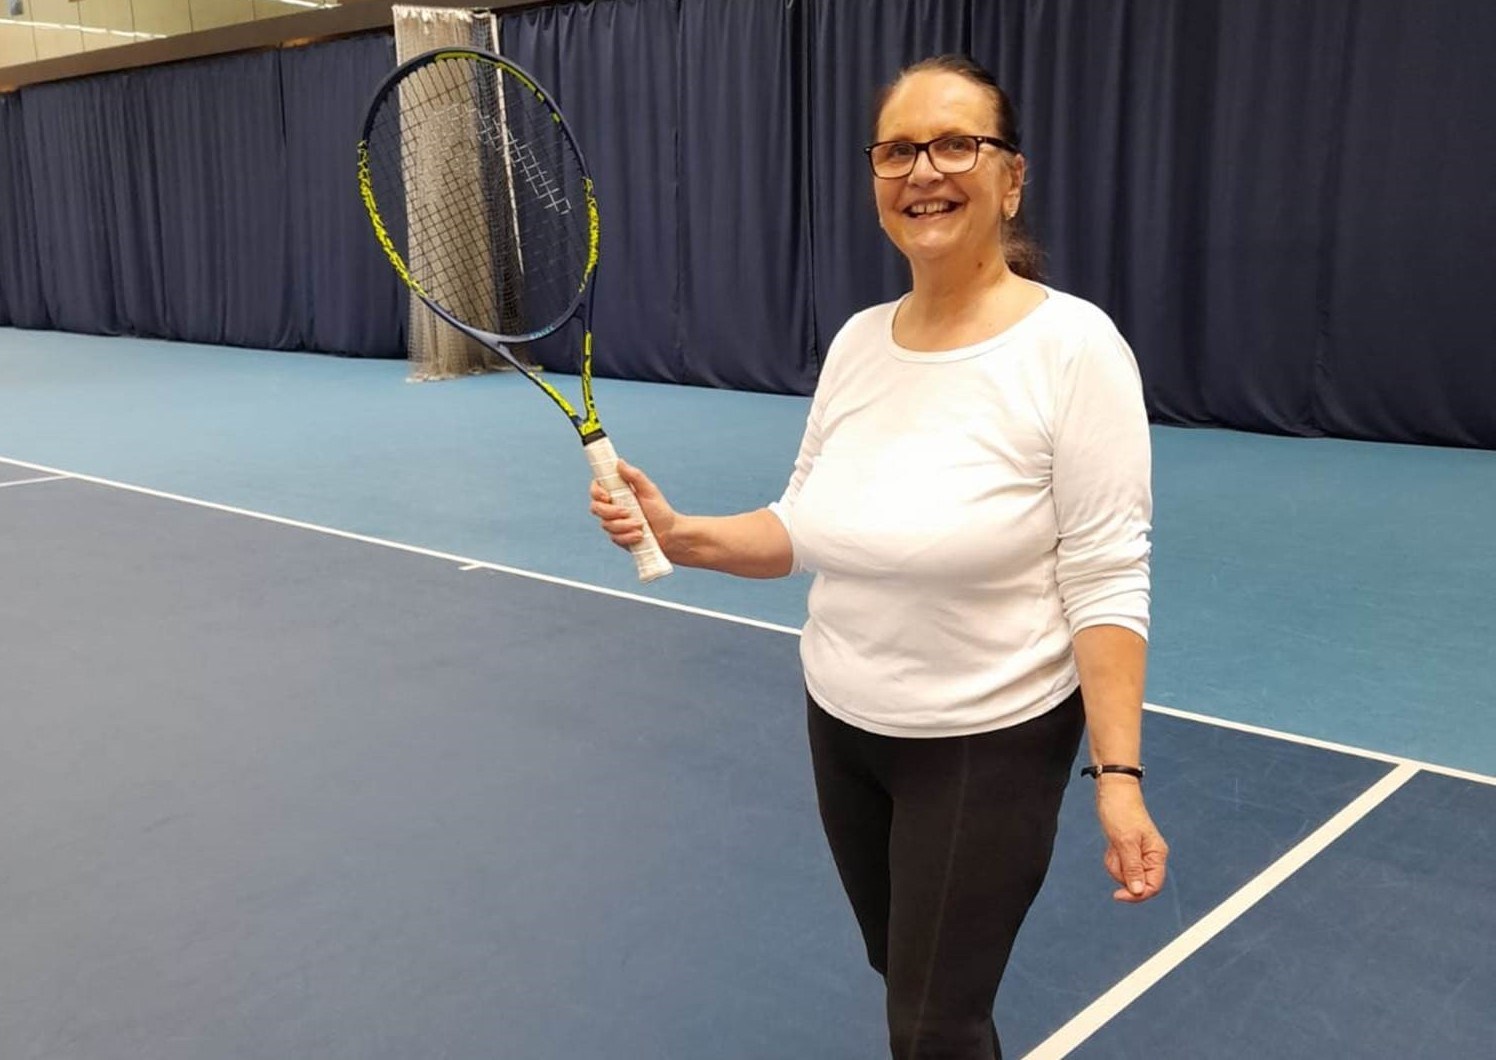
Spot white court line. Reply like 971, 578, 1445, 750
1144, 701, 1496, 788
0, 474, 69, 489
1, 454, 1491, 787
1020, 762, 1422, 1059
0, 456, 801, 638
428, 557, 799, 635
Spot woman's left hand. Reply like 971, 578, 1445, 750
1095, 780, 1169, 903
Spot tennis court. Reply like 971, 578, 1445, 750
2, 332, 1493, 1058
3, 1, 1495, 1057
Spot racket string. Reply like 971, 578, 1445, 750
363, 53, 593, 342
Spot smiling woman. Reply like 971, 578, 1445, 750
588, 52, 1167, 1060
870, 55, 1044, 284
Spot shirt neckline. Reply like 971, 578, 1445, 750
886, 284, 1055, 363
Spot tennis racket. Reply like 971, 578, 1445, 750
357, 47, 672, 583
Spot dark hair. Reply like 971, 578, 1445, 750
871, 55, 1045, 281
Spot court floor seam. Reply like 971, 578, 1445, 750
3, 453, 1492, 789
0, 473, 70, 489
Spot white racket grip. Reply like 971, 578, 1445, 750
583, 435, 674, 583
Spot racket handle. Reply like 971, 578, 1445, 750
583, 436, 674, 583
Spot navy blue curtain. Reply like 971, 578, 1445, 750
3, 3, 1494, 447
147, 52, 294, 347
503, 0, 685, 384
1, 33, 397, 355
498, 0, 1496, 446
676, 0, 816, 392
1316, 0, 1496, 447
18, 72, 140, 336
503, 0, 817, 393
990, 0, 1346, 436
19, 53, 291, 345
0, 93, 47, 328
802, 0, 1496, 447
804, 0, 973, 346
281, 33, 406, 357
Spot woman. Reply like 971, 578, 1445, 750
590, 55, 1168, 1060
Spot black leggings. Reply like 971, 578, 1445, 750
807, 687, 1085, 1060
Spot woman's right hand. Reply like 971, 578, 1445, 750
589, 459, 679, 556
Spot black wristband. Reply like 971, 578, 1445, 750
1081, 764, 1145, 781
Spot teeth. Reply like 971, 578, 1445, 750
908, 201, 955, 216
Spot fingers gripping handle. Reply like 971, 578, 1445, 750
583, 436, 673, 583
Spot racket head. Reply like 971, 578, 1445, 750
358, 48, 599, 347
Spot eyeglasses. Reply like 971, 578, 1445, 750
863, 134, 1018, 179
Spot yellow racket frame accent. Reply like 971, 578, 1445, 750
357, 49, 603, 439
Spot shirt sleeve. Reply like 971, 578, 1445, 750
767, 389, 824, 576
1051, 319, 1153, 640
767, 322, 851, 576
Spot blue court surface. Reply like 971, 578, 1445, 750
2, 331, 1494, 1058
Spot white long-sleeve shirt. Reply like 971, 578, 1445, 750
770, 286, 1152, 737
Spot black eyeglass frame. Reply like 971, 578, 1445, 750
862, 134, 1020, 178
